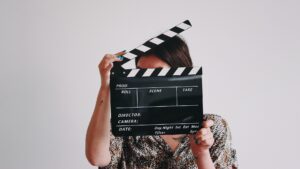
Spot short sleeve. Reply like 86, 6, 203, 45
204, 114, 239, 169
98, 131, 124, 169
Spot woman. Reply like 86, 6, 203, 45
86, 36, 238, 169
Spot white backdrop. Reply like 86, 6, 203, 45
1, 0, 299, 169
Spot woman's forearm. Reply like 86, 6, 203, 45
195, 150, 215, 169
85, 86, 111, 166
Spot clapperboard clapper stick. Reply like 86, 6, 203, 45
110, 20, 203, 136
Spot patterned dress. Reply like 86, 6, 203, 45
99, 114, 238, 169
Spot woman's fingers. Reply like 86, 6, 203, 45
202, 119, 214, 128
98, 50, 126, 87
191, 120, 214, 139
194, 128, 212, 139
100, 54, 123, 70
194, 131, 213, 141
188, 121, 215, 153
197, 128, 209, 135
114, 50, 126, 56
190, 120, 214, 145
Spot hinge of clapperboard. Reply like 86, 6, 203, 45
111, 20, 202, 77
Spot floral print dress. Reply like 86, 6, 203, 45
99, 114, 238, 169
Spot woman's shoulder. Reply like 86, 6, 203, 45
204, 114, 238, 168
203, 113, 228, 122
203, 113, 230, 127
203, 113, 232, 137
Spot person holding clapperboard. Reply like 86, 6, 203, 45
86, 20, 238, 169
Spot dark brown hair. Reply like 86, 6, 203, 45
135, 35, 193, 67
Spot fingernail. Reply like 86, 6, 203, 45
117, 55, 124, 60
122, 50, 126, 52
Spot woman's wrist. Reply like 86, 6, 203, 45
193, 149, 211, 159
194, 149, 215, 169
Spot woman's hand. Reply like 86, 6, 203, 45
189, 120, 214, 157
86, 50, 126, 166
98, 51, 126, 88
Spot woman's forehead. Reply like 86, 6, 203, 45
136, 55, 170, 69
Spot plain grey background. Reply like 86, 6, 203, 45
1, 0, 299, 169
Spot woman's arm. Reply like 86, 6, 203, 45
194, 150, 215, 169
191, 114, 238, 169
86, 86, 111, 166
189, 120, 216, 169
85, 51, 125, 167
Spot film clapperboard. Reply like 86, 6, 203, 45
110, 20, 203, 136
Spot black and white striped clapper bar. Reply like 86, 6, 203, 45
110, 20, 203, 136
